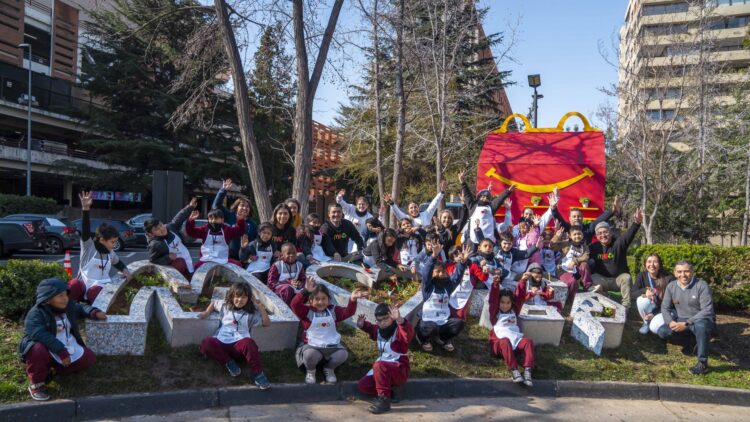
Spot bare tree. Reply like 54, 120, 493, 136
389, 0, 406, 227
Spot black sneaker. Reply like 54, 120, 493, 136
368, 396, 392, 414
391, 385, 403, 403
689, 361, 708, 375
28, 383, 50, 401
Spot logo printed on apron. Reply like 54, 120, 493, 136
306, 308, 341, 347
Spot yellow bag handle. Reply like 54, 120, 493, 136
492, 111, 600, 134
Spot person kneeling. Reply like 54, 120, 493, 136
356, 304, 414, 414
416, 243, 467, 352
19, 278, 107, 401
488, 277, 534, 387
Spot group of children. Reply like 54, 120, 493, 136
19, 175, 624, 413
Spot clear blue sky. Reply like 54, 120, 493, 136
312, 0, 629, 129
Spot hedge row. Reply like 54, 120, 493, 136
0, 194, 61, 217
0, 260, 69, 320
632, 244, 750, 311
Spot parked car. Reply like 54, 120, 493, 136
1, 214, 80, 254
181, 219, 207, 246
71, 218, 137, 252
419, 201, 465, 222
126, 213, 152, 245
0, 221, 42, 257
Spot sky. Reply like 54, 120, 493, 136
311, 0, 630, 129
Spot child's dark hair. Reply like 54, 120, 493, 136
272, 203, 293, 229
143, 218, 161, 234
498, 232, 513, 243
399, 218, 412, 226
569, 225, 584, 234
448, 245, 461, 257
257, 222, 273, 235
374, 303, 390, 318
306, 213, 322, 226
207, 208, 224, 220
307, 282, 332, 302
432, 260, 447, 273
280, 242, 296, 254
95, 223, 119, 242
225, 282, 256, 313
425, 232, 440, 243
366, 217, 384, 229
480, 238, 495, 248
498, 288, 515, 306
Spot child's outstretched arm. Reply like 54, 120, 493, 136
336, 189, 358, 218
422, 181, 446, 222
253, 297, 272, 327
356, 314, 378, 340
79, 191, 93, 242
212, 179, 232, 216
488, 278, 501, 326
384, 192, 408, 221
169, 198, 198, 232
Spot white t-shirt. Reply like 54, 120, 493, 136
214, 300, 263, 344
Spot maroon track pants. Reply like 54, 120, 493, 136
200, 337, 263, 374
357, 360, 410, 397
490, 337, 535, 370
24, 343, 96, 384
67, 278, 103, 304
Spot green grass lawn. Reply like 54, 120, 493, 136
1, 307, 748, 403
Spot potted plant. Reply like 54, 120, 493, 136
530, 196, 542, 206
579, 197, 590, 208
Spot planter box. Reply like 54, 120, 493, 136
570, 292, 626, 355
307, 262, 424, 327
518, 304, 564, 346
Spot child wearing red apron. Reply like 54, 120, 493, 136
185, 208, 246, 269
514, 263, 562, 314
291, 279, 367, 384
267, 243, 306, 305
198, 282, 271, 389
489, 276, 535, 387
356, 304, 415, 414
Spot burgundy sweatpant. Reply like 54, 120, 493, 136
558, 262, 593, 303
450, 305, 470, 321
273, 285, 296, 306
67, 278, 103, 304
358, 360, 410, 397
194, 259, 244, 271
200, 337, 263, 374
490, 337, 535, 370
170, 258, 192, 280
24, 343, 96, 384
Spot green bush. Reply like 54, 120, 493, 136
0, 260, 69, 320
632, 244, 750, 311
0, 194, 61, 217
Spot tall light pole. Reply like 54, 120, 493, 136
528, 74, 542, 128
18, 43, 32, 196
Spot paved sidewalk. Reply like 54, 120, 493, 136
100, 396, 747, 421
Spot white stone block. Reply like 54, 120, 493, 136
518, 304, 564, 346
570, 292, 627, 355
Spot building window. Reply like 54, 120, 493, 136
23, 24, 52, 66
711, 0, 750, 7
642, 2, 689, 16
710, 15, 750, 29
645, 88, 682, 99
642, 23, 689, 36
646, 109, 679, 121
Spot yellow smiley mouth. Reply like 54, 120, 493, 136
485, 166, 594, 194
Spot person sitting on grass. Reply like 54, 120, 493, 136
356, 304, 415, 414
143, 197, 199, 279
384, 179, 447, 229
320, 203, 365, 262
19, 278, 107, 401
416, 241, 468, 353
68, 191, 130, 304
488, 277, 535, 387
657, 261, 716, 375
588, 208, 643, 309
633, 253, 673, 335
267, 242, 307, 305
198, 281, 271, 390
291, 278, 368, 385
186, 208, 246, 270
514, 263, 561, 314
239, 223, 276, 283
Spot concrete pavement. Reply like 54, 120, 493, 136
94, 396, 749, 422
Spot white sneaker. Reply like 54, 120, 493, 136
305, 370, 316, 384
323, 368, 337, 383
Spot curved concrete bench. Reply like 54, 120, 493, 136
307, 262, 424, 326
87, 261, 298, 355
570, 292, 627, 355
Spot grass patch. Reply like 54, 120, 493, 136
109, 273, 168, 315
1, 308, 748, 403
327, 276, 420, 306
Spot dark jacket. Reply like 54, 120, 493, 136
212, 188, 259, 257
460, 182, 512, 217
419, 255, 466, 300
363, 238, 399, 267
552, 208, 614, 244
589, 223, 640, 278
147, 204, 195, 265
632, 271, 674, 310
18, 278, 99, 361
320, 219, 364, 257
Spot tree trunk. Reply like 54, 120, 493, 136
389, 0, 406, 228
371, 0, 386, 215
291, 0, 345, 216
742, 143, 750, 246
213, 0, 272, 222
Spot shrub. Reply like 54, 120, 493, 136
632, 244, 750, 311
0, 194, 61, 217
0, 260, 70, 320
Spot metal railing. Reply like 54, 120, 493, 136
0, 135, 98, 161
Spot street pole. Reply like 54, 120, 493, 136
532, 87, 539, 128
18, 43, 32, 196
527, 74, 541, 129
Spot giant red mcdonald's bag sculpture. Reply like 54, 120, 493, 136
478, 112, 605, 225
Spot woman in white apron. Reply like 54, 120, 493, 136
355, 304, 415, 414
291, 279, 367, 385
488, 278, 535, 387
144, 199, 197, 279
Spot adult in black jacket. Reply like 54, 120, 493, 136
552, 191, 621, 244
321, 203, 365, 262
459, 170, 514, 246
19, 278, 106, 401
589, 208, 643, 309
143, 198, 198, 278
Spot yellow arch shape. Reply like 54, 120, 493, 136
492, 111, 601, 134
485, 166, 595, 194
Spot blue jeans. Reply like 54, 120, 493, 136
657, 317, 715, 363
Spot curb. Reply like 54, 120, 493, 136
1, 379, 748, 420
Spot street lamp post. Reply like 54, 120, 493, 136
528, 74, 542, 128
18, 43, 32, 196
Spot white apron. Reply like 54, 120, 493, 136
50, 315, 85, 364
365, 331, 404, 376
245, 247, 273, 274
399, 238, 420, 266
306, 308, 341, 347
497, 251, 518, 290
527, 281, 548, 306
511, 237, 530, 275
277, 261, 303, 293
312, 234, 332, 263
449, 266, 473, 310
422, 288, 450, 326
215, 307, 252, 344
469, 204, 495, 244
80, 252, 112, 290
201, 228, 229, 264
492, 312, 524, 350
165, 231, 194, 273
541, 248, 556, 275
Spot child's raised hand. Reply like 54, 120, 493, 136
305, 278, 316, 292
439, 179, 448, 193
535, 237, 544, 249
458, 170, 465, 184
532, 215, 542, 227
189, 197, 199, 209
95, 311, 107, 320
504, 198, 512, 209
356, 314, 366, 328
383, 192, 392, 203
189, 210, 200, 221
79, 191, 93, 211
633, 207, 644, 224
351, 289, 368, 300
460, 243, 472, 262
337, 188, 346, 198
241, 234, 249, 248
222, 179, 233, 190
522, 272, 533, 280
431, 242, 443, 257
389, 305, 402, 322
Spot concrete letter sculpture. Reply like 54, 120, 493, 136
570, 292, 626, 355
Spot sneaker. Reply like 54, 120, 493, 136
368, 396, 392, 414
689, 361, 708, 375
323, 368, 337, 384
421, 342, 433, 352
588, 285, 603, 294
639, 321, 650, 335
391, 385, 403, 404
305, 370, 317, 384
254, 372, 271, 390
28, 383, 50, 401
523, 368, 534, 387
225, 360, 241, 377
442, 341, 455, 352
511, 369, 524, 384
